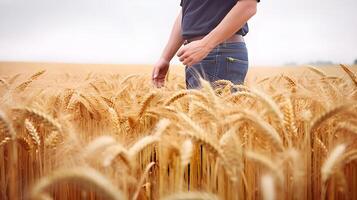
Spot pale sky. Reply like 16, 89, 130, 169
0, 0, 356, 66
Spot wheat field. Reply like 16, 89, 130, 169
0, 62, 357, 200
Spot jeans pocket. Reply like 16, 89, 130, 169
224, 55, 249, 85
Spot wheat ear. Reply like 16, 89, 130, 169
24, 119, 41, 147
138, 92, 157, 118
178, 112, 222, 158
129, 135, 160, 158
44, 131, 60, 148
340, 64, 357, 87
0, 78, 9, 88
153, 118, 171, 137
180, 139, 193, 168
14, 80, 33, 92
82, 136, 117, 160
30, 70, 46, 80
0, 137, 11, 147
219, 128, 243, 181
0, 110, 15, 137
307, 66, 327, 77
14, 107, 62, 132
321, 144, 346, 183
30, 167, 126, 200
164, 90, 189, 106
8, 73, 21, 84
261, 174, 276, 200
310, 103, 354, 135
102, 143, 130, 167
230, 110, 284, 150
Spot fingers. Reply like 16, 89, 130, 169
182, 57, 193, 66
152, 67, 165, 88
177, 46, 186, 57
152, 77, 165, 88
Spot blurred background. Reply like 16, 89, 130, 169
0, 0, 356, 66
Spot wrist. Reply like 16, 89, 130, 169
159, 57, 171, 65
201, 34, 218, 50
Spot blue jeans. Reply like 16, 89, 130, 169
185, 42, 248, 89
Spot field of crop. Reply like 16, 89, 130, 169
0, 62, 356, 200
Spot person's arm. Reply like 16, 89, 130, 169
152, 11, 184, 88
177, 0, 257, 66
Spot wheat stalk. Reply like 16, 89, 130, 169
245, 151, 284, 183
132, 162, 155, 200
161, 192, 220, 200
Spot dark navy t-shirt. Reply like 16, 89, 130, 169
180, 0, 259, 39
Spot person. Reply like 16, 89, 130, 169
152, 0, 259, 89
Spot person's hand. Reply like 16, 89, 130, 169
152, 58, 170, 88
177, 39, 214, 66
